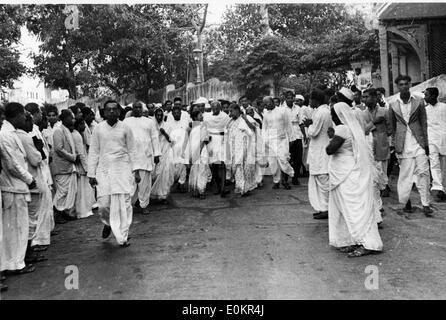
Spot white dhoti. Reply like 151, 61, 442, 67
266, 137, 294, 183
0, 193, 30, 271
132, 170, 152, 208
308, 174, 329, 212
53, 173, 77, 213
98, 194, 132, 245
31, 187, 54, 246
28, 186, 54, 246
397, 154, 431, 206
75, 175, 95, 218
429, 145, 446, 192
174, 164, 187, 185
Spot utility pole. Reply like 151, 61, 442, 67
191, 4, 208, 84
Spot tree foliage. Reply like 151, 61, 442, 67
0, 5, 26, 89
25, 4, 205, 99
206, 3, 379, 96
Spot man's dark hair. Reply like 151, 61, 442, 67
238, 96, 247, 102
324, 87, 335, 98
310, 89, 326, 105
74, 118, 85, 131
191, 110, 201, 121
104, 100, 120, 109
395, 74, 411, 84
75, 102, 86, 109
69, 105, 80, 115
45, 104, 59, 115
4, 102, 25, 119
174, 97, 182, 103
350, 85, 359, 93
363, 88, 378, 97
425, 87, 439, 98
80, 106, 94, 118
25, 102, 40, 115
229, 103, 240, 112
60, 109, 73, 122
376, 87, 386, 95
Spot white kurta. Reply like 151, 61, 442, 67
426, 102, 446, 192
87, 120, 137, 245
123, 116, 161, 208
204, 112, 230, 164
263, 107, 294, 182
0, 121, 33, 271
164, 117, 189, 184
307, 104, 331, 212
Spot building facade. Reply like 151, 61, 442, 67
377, 3, 446, 95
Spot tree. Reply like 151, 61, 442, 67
0, 5, 26, 89
25, 4, 205, 100
208, 3, 379, 95
25, 4, 101, 99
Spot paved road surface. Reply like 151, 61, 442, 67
2, 175, 446, 299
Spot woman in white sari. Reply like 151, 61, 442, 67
326, 102, 383, 257
185, 110, 212, 199
151, 107, 175, 203
72, 119, 95, 218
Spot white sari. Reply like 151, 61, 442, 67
151, 119, 175, 200
185, 123, 212, 194
328, 103, 383, 251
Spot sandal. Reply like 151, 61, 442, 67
7, 264, 36, 275
348, 246, 372, 258
339, 245, 358, 253
25, 253, 47, 264
32, 245, 49, 252
120, 241, 131, 248
0, 282, 8, 292
282, 182, 291, 190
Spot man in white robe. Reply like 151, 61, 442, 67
123, 101, 160, 213
52, 110, 79, 221
284, 91, 304, 185
88, 100, 138, 247
262, 96, 294, 189
424, 87, 446, 202
0, 102, 37, 274
164, 105, 190, 192
302, 89, 331, 219
24, 103, 54, 247
204, 101, 231, 196
166, 97, 191, 124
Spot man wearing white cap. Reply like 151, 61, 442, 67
302, 89, 331, 219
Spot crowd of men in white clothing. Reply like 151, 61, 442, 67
1, 73, 445, 292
